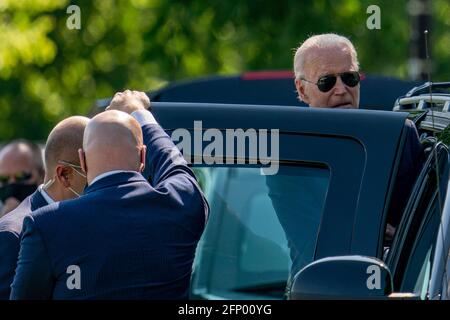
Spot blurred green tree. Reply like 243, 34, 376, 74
0, 0, 448, 142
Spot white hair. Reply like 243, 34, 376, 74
293, 33, 359, 80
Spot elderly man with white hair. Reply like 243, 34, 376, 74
294, 33, 361, 109
267, 35, 424, 296
267, 35, 367, 297
292, 33, 424, 236
294, 33, 423, 228
266, 33, 425, 299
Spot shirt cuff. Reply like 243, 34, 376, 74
131, 109, 158, 127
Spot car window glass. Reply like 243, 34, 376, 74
400, 194, 441, 296
389, 142, 448, 294
191, 164, 330, 299
414, 247, 432, 300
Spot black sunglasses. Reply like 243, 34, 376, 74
0, 171, 32, 185
301, 71, 362, 93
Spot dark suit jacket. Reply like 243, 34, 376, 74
0, 191, 48, 299
10, 123, 209, 300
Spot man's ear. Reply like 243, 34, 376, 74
55, 165, 71, 188
139, 145, 147, 173
78, 149, 87, 174
295, 79, 310, 104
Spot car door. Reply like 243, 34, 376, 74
187, 135, 363, 299
429, 181, 450, 300
151, 102, 410, 300
386, 140, 450, 298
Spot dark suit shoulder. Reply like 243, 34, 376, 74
0, 197, 33, 300
0, 228, 20, 266
28, 202, 62, 228
28, 197, 91, 237
0, 228, 20, 246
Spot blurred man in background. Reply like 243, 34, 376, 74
0, 140, 44, 217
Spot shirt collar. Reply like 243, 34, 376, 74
38, 184, 55, 204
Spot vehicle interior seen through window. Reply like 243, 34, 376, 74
190, 165, 330, 299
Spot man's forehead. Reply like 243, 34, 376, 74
0, 151, 34, 174
0, 144, 33, 160
304, 46, 357, 79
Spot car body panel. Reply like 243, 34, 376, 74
151, 103, 409, 262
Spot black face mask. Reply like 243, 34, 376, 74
0, 183, 38, 202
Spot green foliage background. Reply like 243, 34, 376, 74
0, 0, 449, 142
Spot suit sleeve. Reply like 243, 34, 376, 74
132, 109, 209, 224
131, 109, 193, 185
9, 216, 54, 300
141, 123, 193, 185
0, 231, 20, 300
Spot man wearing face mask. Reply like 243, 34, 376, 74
0, 116, 88, 299
0, 140, 44, 217
10, 91, 209, 299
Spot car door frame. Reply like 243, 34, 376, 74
151, 102, 411, 299
387, 141, 450, 297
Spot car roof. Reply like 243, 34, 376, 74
94, 72, 420, 112
151, 101, 408, 135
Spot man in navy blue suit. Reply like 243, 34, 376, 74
10, 91, 209, 299
0, 116, 89, 299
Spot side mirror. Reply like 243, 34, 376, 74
289, 256, 394, 300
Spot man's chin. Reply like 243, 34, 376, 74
332, 103, 357, 109
311, 103, 358, 109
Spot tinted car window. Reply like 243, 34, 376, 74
191, 164, 330, 299
401, 195, 441, 297
388, 142, 449, 295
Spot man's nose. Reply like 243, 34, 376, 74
333, 76, 347, 94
